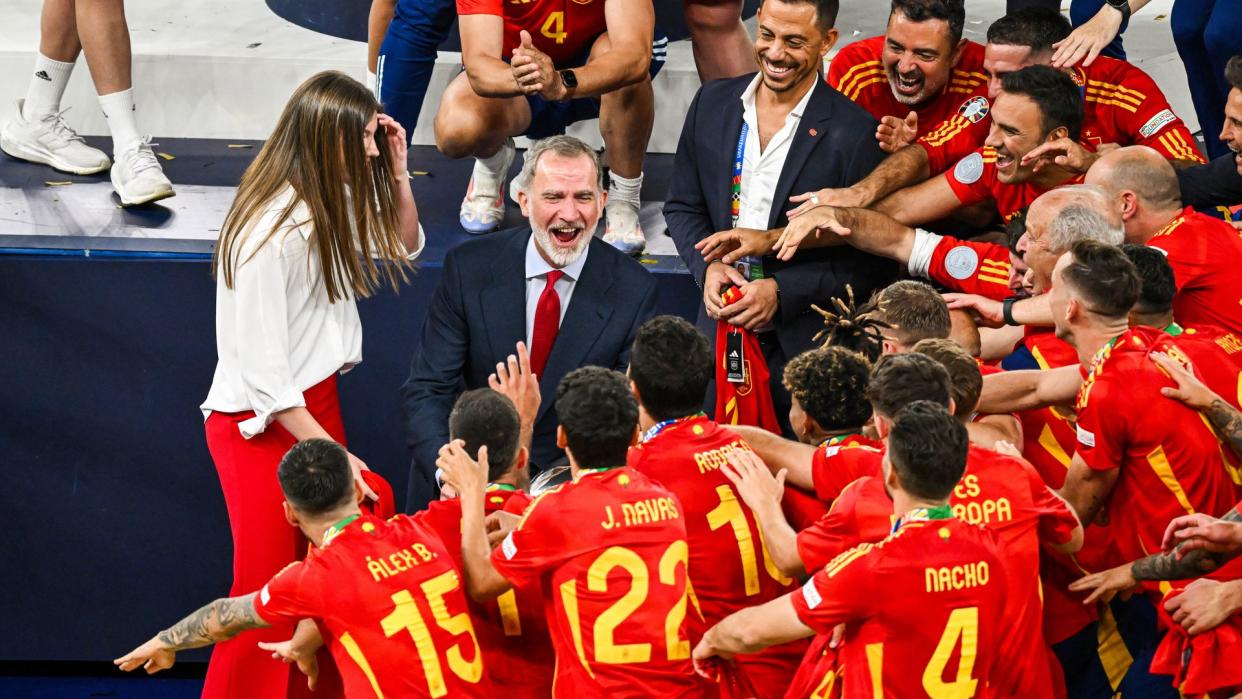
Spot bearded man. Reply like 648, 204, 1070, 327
401, 135, 657, 510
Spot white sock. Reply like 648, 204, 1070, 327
98, 88, 141, 154
608, 172, 643, 208
22, 53, 75, 120
473, 140, 513, 184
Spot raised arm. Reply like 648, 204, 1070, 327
873, 173, 966, 227
115, 594, 268, 674
1152, 351, 1242, 461
786, 145, 932, 218
720, 450, 804, 578
977, 364, 1082, 414
724, 425, 818, 492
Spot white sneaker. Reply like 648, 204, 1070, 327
110, 136, 174, 206
0, 100, 110, 175
604, 198, 646, 255
459, 138, 514, 234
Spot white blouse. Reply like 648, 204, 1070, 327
200, 186, 424, 438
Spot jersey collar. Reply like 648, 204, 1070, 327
322, 513, 360, 547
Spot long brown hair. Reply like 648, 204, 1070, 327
215, 70, 409, 302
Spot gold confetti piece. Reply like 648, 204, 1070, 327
410, 170, 430, 177
157, 152, 175, 161
227, 144, 254, 149
45, 180, 73, 186
1154, 13, 1166, 20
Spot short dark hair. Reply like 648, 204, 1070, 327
1121, 243, 1176, 315
783, 346, 873, 431
1061, 239, 1141, 320
887, 401, 970, 500
1000, 65, 1084, 141
1227, 56, 1242, 91
629, 316, 712, 422
865, 352, 952, 419
278, 439, 354, 516
1006, 210, 1027, 256
912, 338, 982, 418
876, 280, 952, 347
760, 0, 840, 31
986, 7, 1072, 54
449, 389, 522, 482
891, 0, 966, 45
555, 367, 638, 470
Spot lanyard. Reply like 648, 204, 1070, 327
731, 122, 764, 281
1163, 323, 1183, 337
643, 413, 707, 443
892, 505, 954, 534
323, 513, 360, 547
486, 483, 517, 492
820, 432, 862, 448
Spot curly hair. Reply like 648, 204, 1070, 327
783, 346, 873, 432
811, 285, 888, 361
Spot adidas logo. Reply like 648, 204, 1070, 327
34, 70, 51, 81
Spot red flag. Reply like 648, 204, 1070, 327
715, 286, 781, 434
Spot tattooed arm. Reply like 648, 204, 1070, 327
114, 593, 269, 674
1068, 508, 1242, 604
1152, 351, 1242, 459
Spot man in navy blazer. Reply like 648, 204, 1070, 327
402, 136, 658, 510
664, 0, 897, 431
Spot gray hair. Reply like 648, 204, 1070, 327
1042, 185, 1125, 253
514, 135, 603, 193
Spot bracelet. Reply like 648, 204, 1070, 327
1003, 297, 1019, 327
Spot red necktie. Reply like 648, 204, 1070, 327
530, 270, 564, 378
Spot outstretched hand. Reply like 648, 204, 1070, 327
490, 341, 541, 428
114, 637, 176, 675
877, 111, 918, 153
1068, 564, 1138, 606
773, 205, 850, 261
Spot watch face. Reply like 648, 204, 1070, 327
561, 70, 578, 89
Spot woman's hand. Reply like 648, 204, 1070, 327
377, 113, 408, 181
1051, 5, 1125, 68
348, 451, 380, 502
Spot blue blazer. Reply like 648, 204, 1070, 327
663, 74, 898, 357
401, 227, 658, 509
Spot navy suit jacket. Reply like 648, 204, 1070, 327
663, 74, 898, 358
401, 227, 658, 510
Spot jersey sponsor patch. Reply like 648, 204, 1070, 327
1139, 109, 1177, 138
944, 246, 980, 280
801, 578, 823, 609
957, 96, 990, 124
502, 532, 518, 560
954, 152, 985, 185
824, 445, 842, 458
1076, 424, 1096, 448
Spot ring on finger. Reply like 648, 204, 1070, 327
810, 194, 820, 205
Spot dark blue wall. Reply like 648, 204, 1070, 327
0, 254, 698, 662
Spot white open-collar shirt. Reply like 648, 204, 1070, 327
201, 185, 423, 438
734, 74, 819, 231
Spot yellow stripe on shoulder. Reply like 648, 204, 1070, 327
834, 61, 883, 94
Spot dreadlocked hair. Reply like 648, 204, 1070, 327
811, 285, 888, 362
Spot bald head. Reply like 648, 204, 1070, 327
1087, 146, 1182, 210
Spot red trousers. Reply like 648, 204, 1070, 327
202, 376, 345, 699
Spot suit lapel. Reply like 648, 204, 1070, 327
535, 240, 615, 423
768, 81, 834, 230
480, 231, 530, 362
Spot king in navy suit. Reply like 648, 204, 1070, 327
664, 0, 898, 432
401, 136, 658, 510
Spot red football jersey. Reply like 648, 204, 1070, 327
457, 0, 605, 66
926, 235, 1014, 300
921, 56, 1204, 174
827, 37, 990, 134
489, 467, 709, 698
253, 513, 488, 699
417, 490, 553, 698
808, 434, 885, 503
944, 146, 1083, 222
1147, 208, 1242, 335
1075, 327, 1242, 571
797, 446, 1078, 698
628, 415, 805, 696
791, 512, 1008, 699
1009, 329, 1081, 490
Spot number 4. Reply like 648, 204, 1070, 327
922, 606, 980, 698
540, 11, 567, 44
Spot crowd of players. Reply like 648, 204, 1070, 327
100, 0, 1242, 696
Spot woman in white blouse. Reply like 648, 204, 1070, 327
198, 71, 422, 698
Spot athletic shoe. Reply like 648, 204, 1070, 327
459, 138, 514, 234
0, 100, 110, 175
603, 197, 646, 256
110, 136, 174, 206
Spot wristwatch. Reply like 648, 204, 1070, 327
1003, 297, 1020, 327
558, 69, 578, 101
1104, 0, 1131, 23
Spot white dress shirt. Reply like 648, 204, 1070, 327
201, 185, 424, 437
524, 234, 590, 346
735, 75, 819, 230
